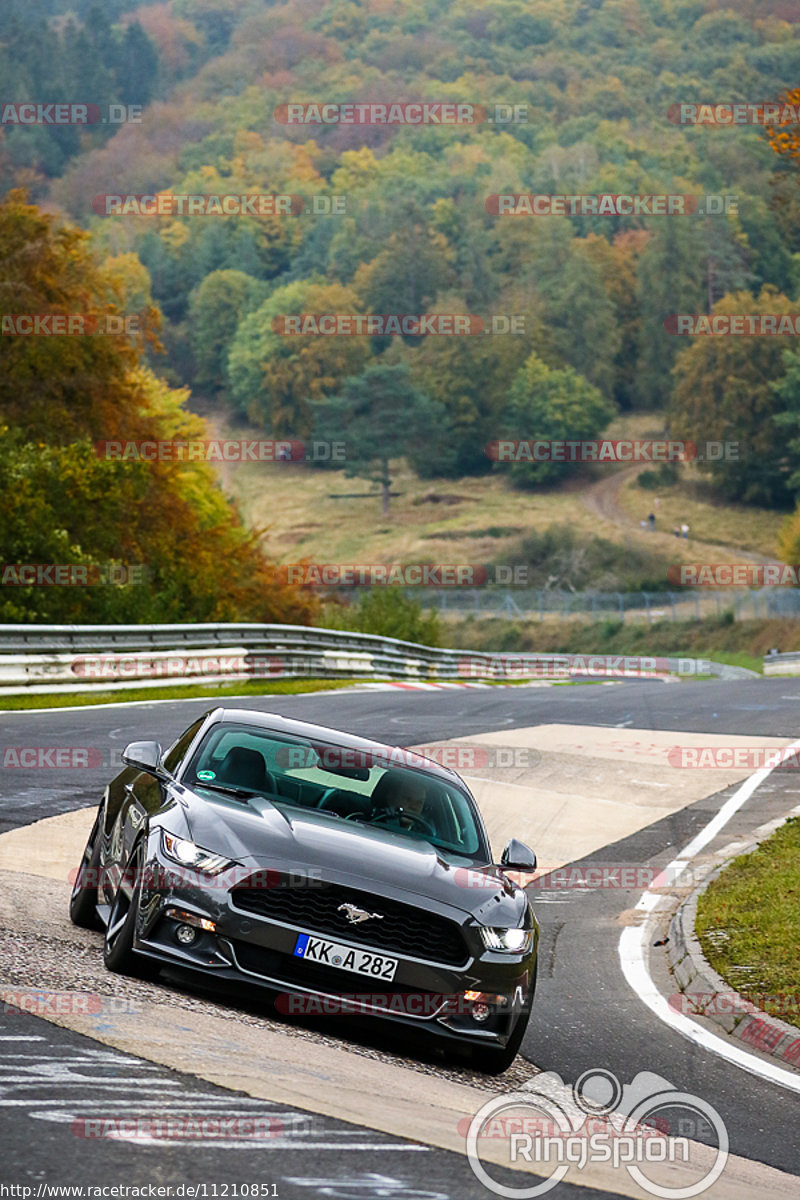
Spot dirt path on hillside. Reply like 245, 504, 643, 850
582, 465, 780, 566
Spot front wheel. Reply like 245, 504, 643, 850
470, 992, 533, 1075
103, 841, 156, 978
69, 810, 103, 930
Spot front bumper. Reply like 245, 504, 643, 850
132, 838, 538, 1048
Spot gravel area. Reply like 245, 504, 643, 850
0, 872, 540, 1097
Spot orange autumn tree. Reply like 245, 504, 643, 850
764, 88, 800, 162
0, 191, 315, 625
765, 92, 800, 570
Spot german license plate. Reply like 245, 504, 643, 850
293, 934, 398, 980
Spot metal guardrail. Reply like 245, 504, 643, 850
763, 650, 800, 676
0, 623, 756, 694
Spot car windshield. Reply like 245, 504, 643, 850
183, 724, 486, 857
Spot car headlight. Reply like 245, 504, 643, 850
161, 831, 236, 876
479, 926, 534, 953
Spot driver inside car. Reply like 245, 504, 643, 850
370, 768, 435, 835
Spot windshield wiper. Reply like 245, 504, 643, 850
189, 780, 258, 800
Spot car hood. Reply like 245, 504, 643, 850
178, 787, 527, 924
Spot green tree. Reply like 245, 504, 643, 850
772, 348, 800, 497
635, 222, 706, 410
669, 289, 797, 507
322, 588, 442, 647
406, 288, 533, 476
188, 269, 264, 396
501, 351, 616, 488
227, 278, 369, 434
352, 199, 456, 349
313, 362, 445, 514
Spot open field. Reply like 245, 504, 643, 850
616, 468, 783, 557
209, 413, 783, 583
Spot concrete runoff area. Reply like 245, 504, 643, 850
425, 725, 794, 868
0, 723, 797, 1198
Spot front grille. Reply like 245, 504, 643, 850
230, 876, 468, 966
232, 940, 440, 1000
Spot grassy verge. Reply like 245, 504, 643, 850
0, 677, 362, 711
696, 816, 800, 1031
444, 614, 778, 672
619, 466, 783, 556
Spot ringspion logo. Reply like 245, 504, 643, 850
465, 1069, 728, 1198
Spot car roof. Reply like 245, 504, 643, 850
204, 706, 463, 785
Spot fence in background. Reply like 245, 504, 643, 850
412, 588, 800, 622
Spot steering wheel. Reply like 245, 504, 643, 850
370, 807, 436, 836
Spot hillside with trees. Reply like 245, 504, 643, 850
4, 0, 800, 620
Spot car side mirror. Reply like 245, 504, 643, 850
499, 839, 537, 872
122, 740, 166, 777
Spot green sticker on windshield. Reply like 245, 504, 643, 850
197, 769, 215, 780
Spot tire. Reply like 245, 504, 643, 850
69, 811, 103, 930
103, 841, 157, 978
470, 1000, 533, 1075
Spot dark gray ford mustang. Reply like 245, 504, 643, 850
70, 707, 539, 1072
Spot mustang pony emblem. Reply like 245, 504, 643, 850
338, 902, 384, 925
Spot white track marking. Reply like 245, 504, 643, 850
619, 737, 800, 1092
